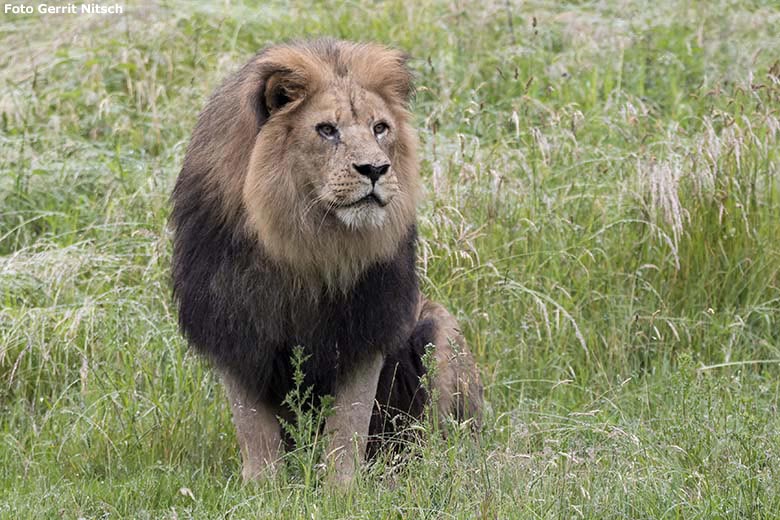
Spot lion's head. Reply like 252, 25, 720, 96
178, 40, 421, 290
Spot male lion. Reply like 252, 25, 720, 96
170, 39, 482, 485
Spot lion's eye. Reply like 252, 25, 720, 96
316, 123, 338, 139
373, 122, 389, 137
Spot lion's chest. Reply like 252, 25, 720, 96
262, 256, 419, 402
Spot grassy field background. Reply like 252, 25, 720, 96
2, 0, 779, 517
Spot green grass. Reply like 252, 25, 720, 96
2, 0, 779, 517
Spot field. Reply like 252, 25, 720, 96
1, 0, 779, 518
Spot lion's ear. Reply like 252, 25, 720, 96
262, 68, 308, 115
252, 47, 324, 124
249, 67, 307, 126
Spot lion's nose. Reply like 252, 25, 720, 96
353, 163, 390, 184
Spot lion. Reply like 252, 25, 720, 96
170, 39, 482, 485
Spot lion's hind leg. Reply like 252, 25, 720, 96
369, 298, 483, 455
418, 298, 483, 429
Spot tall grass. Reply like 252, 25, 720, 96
2, 0, 779, 517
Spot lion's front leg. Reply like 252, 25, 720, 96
221, 371, 283, 482
323, 351, 384, 486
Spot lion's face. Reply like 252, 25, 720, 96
236, 41, 421, 287
283, 84, 404, 229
